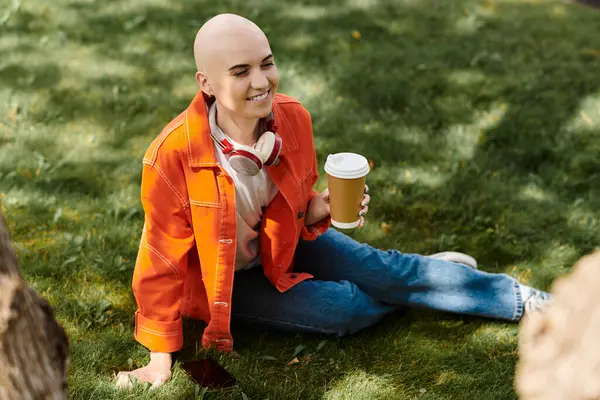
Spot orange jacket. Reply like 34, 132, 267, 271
132, 91, 330, 353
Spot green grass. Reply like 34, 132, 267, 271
1, 0, 600, 398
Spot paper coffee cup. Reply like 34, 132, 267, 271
324, 153, 370, 229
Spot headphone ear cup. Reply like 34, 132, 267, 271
255, 131, 282, 166
229, 153, 261, 176
229, 145, 264, 176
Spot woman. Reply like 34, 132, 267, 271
117, 13, 551, 388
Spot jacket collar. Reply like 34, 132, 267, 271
185, 90, 299, 168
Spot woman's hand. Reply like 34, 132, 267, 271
358, 185, 370, 228
305, 188, 331, 226
305, 185, 371, 228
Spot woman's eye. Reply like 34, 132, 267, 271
234, 70, 248, 77
262, 62, 274, 68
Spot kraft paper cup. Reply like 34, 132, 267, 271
324, 153, 370, 229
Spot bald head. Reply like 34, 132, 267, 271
192, 14, 279, 121
194, 14, 268, 72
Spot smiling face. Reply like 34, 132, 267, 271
194, 16, 279, 120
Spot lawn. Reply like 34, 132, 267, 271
1, 0, 599, 398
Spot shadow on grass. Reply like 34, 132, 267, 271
1, 0, 600, 398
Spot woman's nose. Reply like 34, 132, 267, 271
250, 70, 269, 90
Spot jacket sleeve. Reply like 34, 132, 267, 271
300, 106, 331, 241
132, 159, 195, 353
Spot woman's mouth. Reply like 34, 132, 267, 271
247, 89, 271, 101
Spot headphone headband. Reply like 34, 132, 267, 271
207, 103, 282, 175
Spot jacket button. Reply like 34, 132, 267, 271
297, 211, 304, 219
290, 273, 298, 279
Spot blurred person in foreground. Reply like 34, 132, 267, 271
116, 13, 552, 388
517, 251, 600, 400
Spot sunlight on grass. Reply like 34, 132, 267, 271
444, 102, 508, 160
83, 0, 180, 15
447, 70, 487, 87
550, 4, 568, 17
539, 243, 580, 269
402, 167, 449, 188
1, 41, 139, 84
568, 203, 599, 231
171, 75, 199, 100
476, 102, 508, 131
370, 165, 450, 189
346, 0, 380, 11
471, 325, 517, 347
1, 186, 58, 208
565, 93, 600, 132
514, 242, 580, 286
382, 19, 417, 35
454, 10, 486, 35
454, 1, 502, 34
28, 268, 135, 341
500, 0, 556, 4
518, 182, 556, 202
435, 370, 459, 385
280, 64, 329, 109
280, 4, 330, 20
61, 49, 140, 82
55, 122, 117, 161
284, 33, 318, 51
106, 185, 142, 211
323, 370, 401, 400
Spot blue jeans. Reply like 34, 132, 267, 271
231, 228, 524, 336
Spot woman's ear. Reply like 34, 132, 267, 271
195, 71, 212, 97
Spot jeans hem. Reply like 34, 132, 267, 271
512, 279, 524, 321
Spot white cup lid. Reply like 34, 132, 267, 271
324, 153, 370, 179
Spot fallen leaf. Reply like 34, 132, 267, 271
381, 222, 392, 233
7, 109, 16, 123
581, 111, 594, 126
419, 388, 427, 394
582, 49, 600, 57
368, 159, 375, 170
286, 357, 300, 367
352, 30, 361, 40
315, 340, 327, 352
261, 355, 277, 361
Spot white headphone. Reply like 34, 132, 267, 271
208, 102, 282, 176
